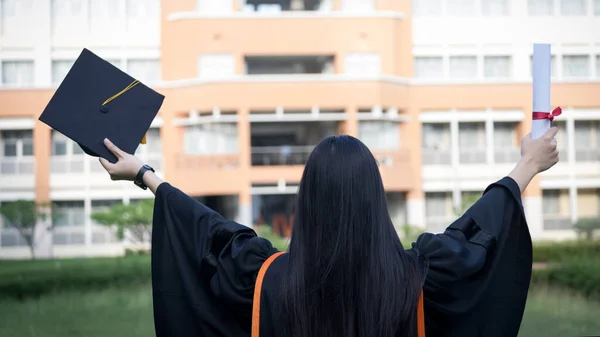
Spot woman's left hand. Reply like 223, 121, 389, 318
99, 138, 144, 181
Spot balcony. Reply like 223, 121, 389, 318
543, 215, 572, 230
0, 156, 35, 191
242, 0, 332, 12
422, 148, 451, 166
459, 149, 486, 164
245, 55, 334, 75
251, 146, 313, 166
494, 148, 520, 164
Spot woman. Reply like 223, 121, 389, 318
99, 127, 559, 337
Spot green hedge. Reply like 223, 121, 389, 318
531, 259, 600, 301
0, 256, 150, 300
533, 240, 600, 263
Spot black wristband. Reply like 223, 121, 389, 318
134, 164, 155, 190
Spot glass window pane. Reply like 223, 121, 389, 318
446, 0, 475, 15
482, 0, 508, 15
89, 0, 118, 18
127, 59, 161, 83
484, 56, 511, 78
563, 55, 590, 78
51, 60, 74, 85
595, 0, 600, 15
51, 0, 84, 17
1, 61, 35, 86
412, 0, 442, 15
528, 0, 553, 15
3, 143, 17, 157
560, 0, 586, 15
449, 56, 477, 79
22, 142, 33, 156
414, 57, 444, 79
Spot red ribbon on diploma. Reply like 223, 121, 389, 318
532, 107, 562, 122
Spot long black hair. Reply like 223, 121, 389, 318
275, 135, 422, 337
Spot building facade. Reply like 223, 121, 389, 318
0, 0, 599, 258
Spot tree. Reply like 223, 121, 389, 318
0, 200, 53, 259
91, 199, 154, 245
573, 218, 600, 241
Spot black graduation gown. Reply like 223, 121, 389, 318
151, 176, 531, 337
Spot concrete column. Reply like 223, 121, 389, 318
344, 106, 359, 137
83, 196, 92, 255
238, 108, 251, 170
406, 190, 425, 229
34, 206, 53, 259
523, 196, 544, 241
239, 189, 253, 228
485, 112, 495, 164
569, 185, 578, 224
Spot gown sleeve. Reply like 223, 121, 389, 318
150, 183, 279, 337
406, 177, 533, 337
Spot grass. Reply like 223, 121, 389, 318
0, 283, 599, 337
519, 285, 600, 337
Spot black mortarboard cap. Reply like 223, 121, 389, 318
39, 48, 164, 163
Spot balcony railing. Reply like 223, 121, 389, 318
494, 148, 520, 164
0, 156, 34, 175
51, 155, 85, 174
543, 215, 572, 230
0, 228, 28, 247
425, 216, 456, 234
575, 149, 600, 162
459, 149, 486, 164
422, 149, 451, 165
53, 226, 85, 245
372, 150, 410, 167
175, 154, 240, 170
251, 146, 314, 166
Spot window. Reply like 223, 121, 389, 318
412, 0, 442, 16
484, 56, 511, 78
446, 0, 475, 15
595, 0, 600, 15
1, 130, 33, 157
198, 54, 236, 78
596, 55, 600, 77
127, 59, 160, 83
1, 61, 34, 86
562, 55, 590, 78
89, 0, 118, 18
574, 121, 599, 162
106, 59, 123, 69
344, 53, 381, 75
449, 56, 477, 79
51, 60, 74, 85
528, 0, 553, 15
494, 122, 516, 147
52, 201, 85, 227
1, 0, 33, 17
459, 122, 485, 149
51, 0, 84, 17
358, 121, 399, 151
425, 192, 449, 217
414, 57, 443, 79
185, 123, 239, 155
422, 123, 451, 165
482, 0, 508, 15
51, 130, 83, 156
560, 0, 586, 15
126, 0, 160, 17
494, 122, 519, 163
542, 190, 560, 214
422, 123, 450, 150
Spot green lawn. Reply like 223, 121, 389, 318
0, 284, 598, 337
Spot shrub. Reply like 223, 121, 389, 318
531, 258, 600, 301
532, 240, 600, 263
255, 225, 289, 252
0, 256, 151, 300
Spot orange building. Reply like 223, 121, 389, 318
1, 0, 600, 258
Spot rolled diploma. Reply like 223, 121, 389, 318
532, 44, 552, 139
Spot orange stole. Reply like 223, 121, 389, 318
251, 252, 426, 337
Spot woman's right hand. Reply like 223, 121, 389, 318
520, 127, 559, 174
